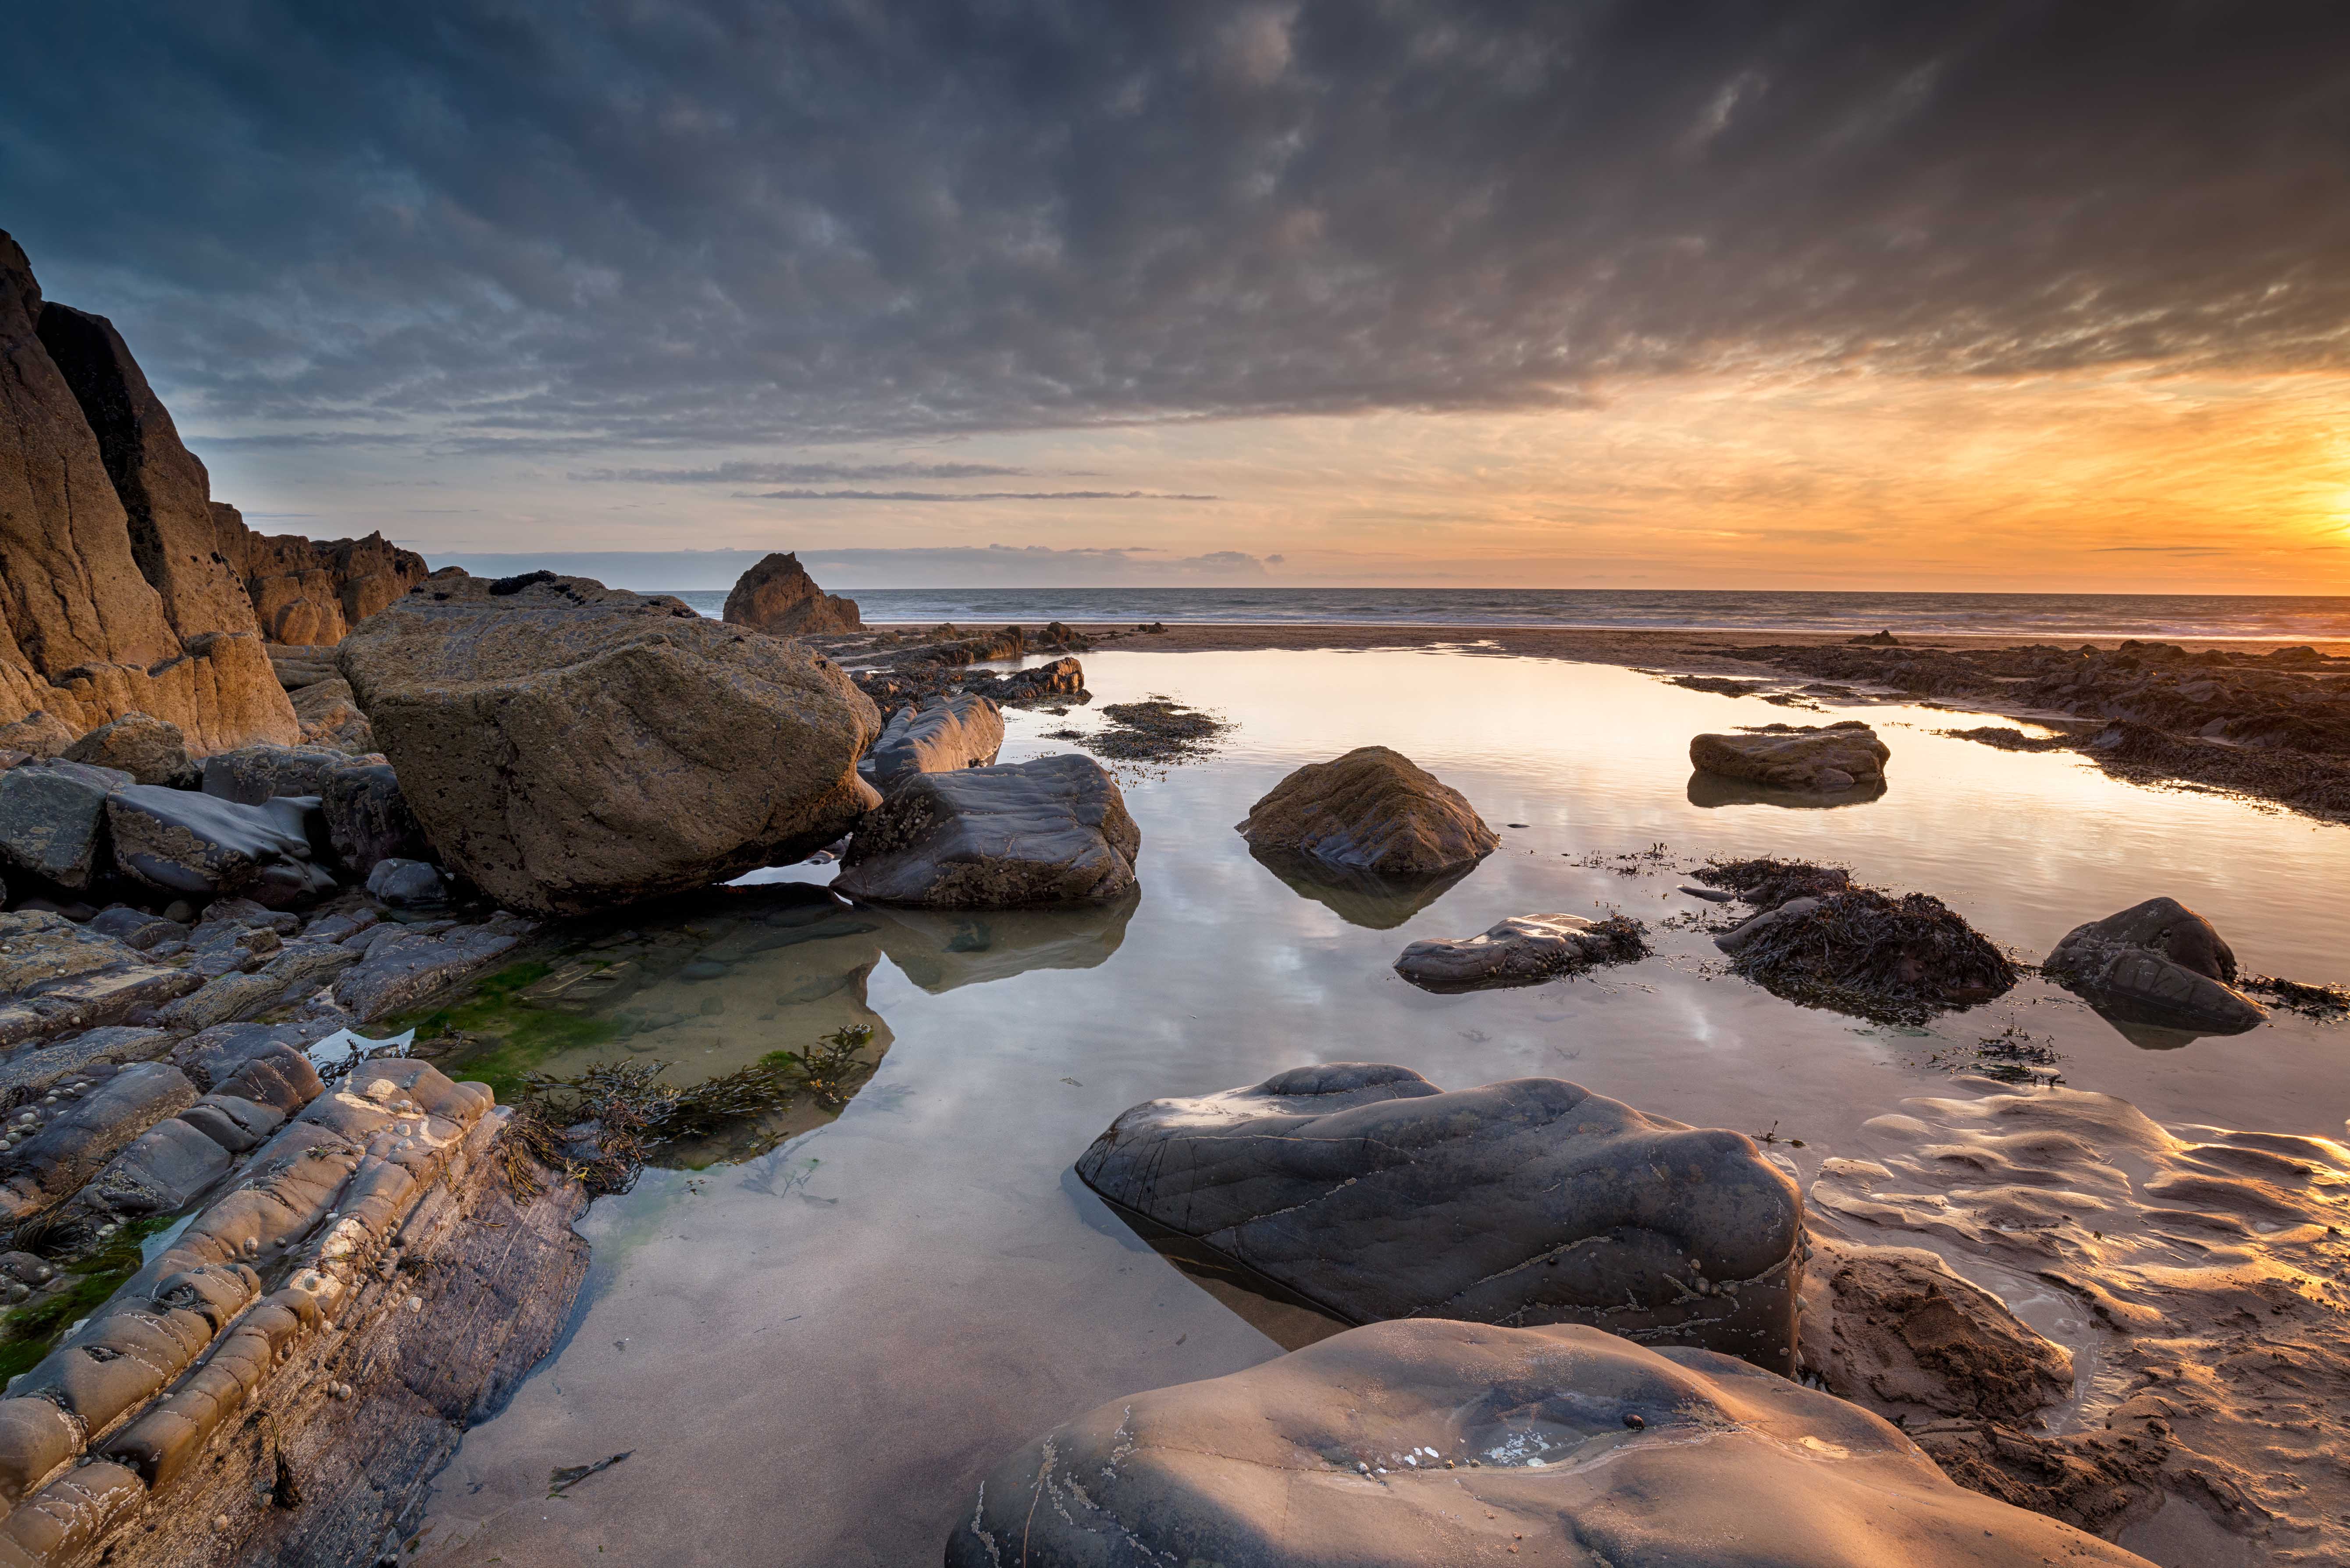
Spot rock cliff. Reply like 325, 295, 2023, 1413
722, 551, 862, 635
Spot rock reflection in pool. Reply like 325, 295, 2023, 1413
434, 879, 1138, 1167
1685, 770, 1890, 809
1072, 1174, 1351, 1353
1245, 846, 1472, 930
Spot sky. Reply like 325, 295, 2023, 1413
5, 2, 2348, 593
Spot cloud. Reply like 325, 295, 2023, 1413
569, 460, 1044, 483
427, 544, 1276, 588
5, 2, 2346, 455
746, 488, 1217, 502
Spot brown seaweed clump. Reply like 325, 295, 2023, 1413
1081, 696, 1232, 764
1692, 857, 1854, 908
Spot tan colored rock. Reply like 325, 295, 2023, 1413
61, 712, 191, 786
723, 551, 862, 635
209, 502, 429, 647
1236, 745, 1498, 878
290, 676, 375, 751
0, 712, 75, 758
1690, 720, 1889, 792
340, 572, 882, 915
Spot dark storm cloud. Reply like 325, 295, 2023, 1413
5, 1, 2346, 446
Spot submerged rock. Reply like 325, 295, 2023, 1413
1690, 720, 1889, 792
835, 754, 1140, 907
721, 550, 862, 635
2041, 896, 2265, 1035
945, 1319, 2151, 1568
104, 785, 338, 907
339, 572, 881, 915
0, 759, 131, 890
1394, 912, 1649, 991
1077, 1064, 1803, 1372
60, 712, 191, 787
1236, 746, 1498, 878
862, 690, 1004, 789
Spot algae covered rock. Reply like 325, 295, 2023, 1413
1395, 912, 1648, 991
835, 754, 1139, 907
1690, 720, 1889, 793
339, 572, 881, 915
946, 1319, 2153, 1568
1077, 1064, 1803, 1372
1237, 745, 1497, 879
2042, 896, 2265, 1035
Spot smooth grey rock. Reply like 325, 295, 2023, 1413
1077, 1064, 1802, 1372
1236, 746, 1497, 878
0, 760, 130, 889
198, 743, 351, 805
0, 1026, 175, 1100
945, 1319, 2153, 1568
835, 754, 1139, 907
85, 907, 185, 951
862, 691, 1004, 789
2042, 896, 2265, 1035
105, 786, 338, 908
1689, 721, 1889, 793
195, 896, 297, 935
1713, 896, 1824, 953
321, 761, 427, 874
171, 1019, 345, 1091
0, 1059, 195, 1221
365, 857, 449, 908
61, 713, 191, 787
1394, 913, 1647, 991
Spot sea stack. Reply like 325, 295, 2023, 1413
723, 551, 862, 635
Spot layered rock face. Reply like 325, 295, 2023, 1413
1078, 1064, 1804, 1372
0, 228, 296, 752
210, 504, 427, 647
722, 551, 861, 635
339, 572, 882, 915
861, 690, 1004, 789
1236, 746, 1498, 878
947, 1319, 2153, 1568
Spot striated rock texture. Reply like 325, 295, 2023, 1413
723, 551, 861, 635
862, 691, 1004, 789
837, 754, 1140, 907
945, 1319, 2153, 1568
210, 503, 428, 647
1236, 746, 1497, 878
2042, 896, 2265, 1035
1691, 719, 1889, 793
1078, 1064, 1804, 1372
340, 572, 881, 915
0, 228, 298, 752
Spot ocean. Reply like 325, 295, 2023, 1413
661, 587, 2350, 642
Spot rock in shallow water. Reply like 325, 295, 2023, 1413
338, 571, 881, 915
836, 753, 1140, 907
944, 1319, 2153, 1568
2041, 896, 2265, 1035
1236, 745, 1498, 878
1395, 912, 1648, 991
1077, 1063, 1803, 1372
862, 690, 1004, 789
1690, 720, 1889, 792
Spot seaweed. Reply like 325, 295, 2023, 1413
2244, 974, 2350, 1021
1722, 886, 2020, 1025
761, 1024, 878, 1113
1078, 696, 1232, 764
400, 960, 625, 1102
1691, 857, 1853, 909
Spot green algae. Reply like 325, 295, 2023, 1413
0, 1215, 179, 1382
398, 960, 624, 1102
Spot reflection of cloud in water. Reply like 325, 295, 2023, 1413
1245, 846, 1473, 931
1686, 771, 1889, 810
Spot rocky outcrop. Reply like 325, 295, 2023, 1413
1690, 720, 1889, 793
862, 691, 1004, 789
338, 572, 880, 915
0, 761, 129, 890
946, 1319, 2151, 1568
288, 676, 373, 751
1077, 1064, 1804, 1372
0, 228, 298, 753
105, 786, 338, 908
1236, 746, 1498, 878
722, 551, 861, 635
61, 713, 192, 787
0, 911, 200, 1047
1394, 912, 1649, 991
834, 754, 1140, 907
2042, 896, 2265, 1034
209, 504, 429, 648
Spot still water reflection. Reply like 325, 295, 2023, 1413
419, 648, 2350, 1568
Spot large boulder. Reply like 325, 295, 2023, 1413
198, 743, 352, 805
721, 551, 861, 635
1395, 913, 1648, 991
2041, 896, 2265, 1034
0, 760, 131, 889
1077, 1064, 1803, 1372
946, 1319, 2151, 1568
321, 761, 429, 874
1690, 720, 1889, 793
61, 712, 191, 787
104, 786, 338, 908
862, 690, 1005, 789
834, 754, 1140, 907
337, 572, 882, 916
1236, 746, 1497, 878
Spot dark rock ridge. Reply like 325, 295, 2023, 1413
722, 551, 861, 635
835, 754, 1140, 907
1236, 746, 1498, 878
945, 1319, 2152, 1568
2042, 896, 2266, 1035
339, 571, 881, 916
1077, 1064, 1803, 1373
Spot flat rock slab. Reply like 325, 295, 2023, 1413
836, 754, 1140, 907
2042, 896, 2265, 1034
0, 1058, 195, 1221
946, 1319, 2153, 1568
1690, 720, 1889, 792
1236, 745, 1497, 878
862, 691, 1004, 789
0, 760, 131, 889
331, 916, 533, 1021
1077, 1063, 1803, 1372
0, 911, 200, 1048
1395, 913, 1646, 991
0, 1025, 176, 1099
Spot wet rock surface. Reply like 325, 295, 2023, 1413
1394, 911, 1649, 991
946, 1319, 2151, 1568
2042, 896, 2266, 1035
338, 571, 881, 915
862, 691, 1004, 790
1690, 719, 1889, 793
1077, 1064, 1804, 1372
1236, 745, 1498, 878
836, 754, 1140, 907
